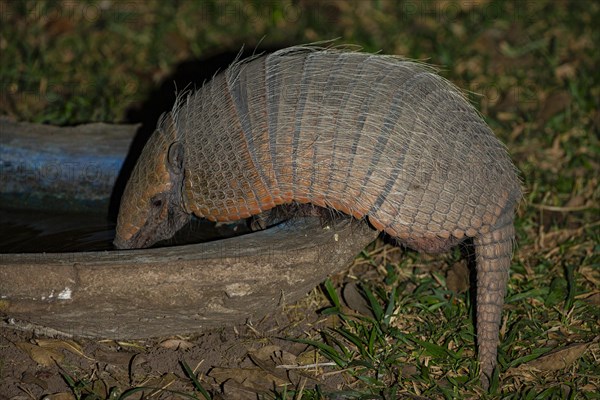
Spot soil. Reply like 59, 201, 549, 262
0, 276, 351, 399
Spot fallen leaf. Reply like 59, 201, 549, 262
159, 338, 194, 350
582, 293, 600, 305
248, 344, 281, 362
130, 353, 152, 384
400, 364, 419, 377
296, 349, 320, 366
91, 379, 109, 399
273, 349, 297, 366
565, 195, 586, 208
93, 348, 136, 366
342, 282, 373, 317
446, 261, 470, 294
524, 342, 590, 371
221, 379, 260, 399
15, 342, 64, 367
537, 91, 572, 126
142, 372, 179, 394
247, 346, 290, 383
35, 339, 92, 360
21, 371, 48, 390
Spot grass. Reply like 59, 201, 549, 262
290, 278, 480, 398
1, 0, 599, 398
283, 247, 599, 398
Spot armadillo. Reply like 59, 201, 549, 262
114, 46, 521, 388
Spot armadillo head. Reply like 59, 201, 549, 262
114, 113, 191, 249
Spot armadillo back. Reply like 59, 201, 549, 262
175, 47, 521, 252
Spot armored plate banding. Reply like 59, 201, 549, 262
114, 46, 522, 389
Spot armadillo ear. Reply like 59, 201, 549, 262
167, 141, 184, 174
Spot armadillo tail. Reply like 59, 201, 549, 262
474, 211, 515, 390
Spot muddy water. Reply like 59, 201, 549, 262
0, 208, 249, 253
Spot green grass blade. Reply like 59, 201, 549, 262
292, 338, 348, 367
180, 360, 212, 400
564, 263, 576, 311
335, 326, 366, 351
323, 278, 341, 309
410, 337, 458, 360
382, 287, 397, 328
507, 347, 554, 368
119, 387, 154, 399
361, 284, 384, 321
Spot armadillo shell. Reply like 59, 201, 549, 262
171, 46, 522, 253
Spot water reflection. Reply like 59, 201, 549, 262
0, 208, 249, 253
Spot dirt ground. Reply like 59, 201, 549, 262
0, 269, 366, 399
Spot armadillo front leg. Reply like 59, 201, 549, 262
474, 211, 514, 390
